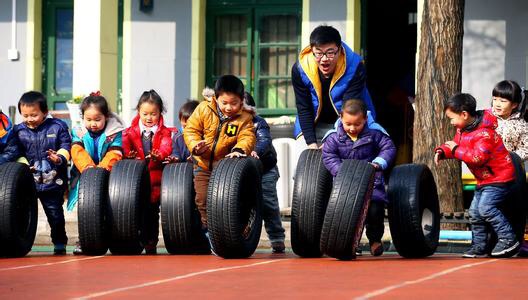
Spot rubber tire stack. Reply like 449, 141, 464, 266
320, 159, 375, 260
207, 158, 262, 258
108, 160, 150, 255
77, 167, 110, 255
387, 164, 440, 258
161, 162, 210, 254
0, 162, 38, 258
291, 149, 333, 257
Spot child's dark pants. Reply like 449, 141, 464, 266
38, 190, 68, 245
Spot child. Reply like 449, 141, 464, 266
184, 75, 256, 239
435, 93, 519, 258
165, 99, 199, 163
489, 80, 528, 257
0, 108, 21, 165
123, 89, 172, 254
322, 99, 396, 256
15, 91, 71, 255
244, 92, 286, 253
68, 91, 126, 254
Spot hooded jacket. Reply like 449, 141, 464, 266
68, 113, 126, 210
492, 108, 528, 161
123, 114, 172, 203
322, 122, 396, 203
292, 42, 377, 142
184, 88, 256, 171
436, 110, 515, 187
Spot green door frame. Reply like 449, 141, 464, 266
42, 0, 74, 110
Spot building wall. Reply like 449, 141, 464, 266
0, 0, 28, 122
463, 0, 528, 108
124, 0, 192, 127
309, 0, 348, 43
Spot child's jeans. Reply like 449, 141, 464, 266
261, 166, 285, 243
469, 185, 516, 250
38, 189, 68, 245
194, 168, 211, 227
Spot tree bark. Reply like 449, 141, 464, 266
414, 0, 465, 215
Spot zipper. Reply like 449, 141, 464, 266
209, 118, 227, 171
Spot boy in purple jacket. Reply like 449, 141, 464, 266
322, 99, 396, 256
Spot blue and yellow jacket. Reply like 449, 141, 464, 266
68, 113, 125, 210
292, 42, 377, 140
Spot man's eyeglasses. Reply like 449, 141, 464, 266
313, 48, 339, 59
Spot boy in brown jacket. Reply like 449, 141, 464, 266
184, 75, 256, 233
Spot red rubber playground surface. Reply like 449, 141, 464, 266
1, 250, 527, 299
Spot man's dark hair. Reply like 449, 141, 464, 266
341, 99, 367, 117
18, 91, 48, 114
444, 93, 477, 116
214, 75, 245, 100
179, 99, 199, 121
309, 25, 342, 48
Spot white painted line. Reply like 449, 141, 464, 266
73, 259, 288, 299
354, 259, 498, 299
0, 256, 105, 272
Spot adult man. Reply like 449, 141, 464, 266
292, 25, 379, 148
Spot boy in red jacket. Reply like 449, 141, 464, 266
435, 93, 519, 258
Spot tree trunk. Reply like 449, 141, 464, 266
414, 0, 465, 215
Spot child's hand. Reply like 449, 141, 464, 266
29, 166, 37, 173
444, 141, 457, 150
146, 149, 161, 161
47, 149, 62, 165
193, 140, 208, 155
369, 162, 381, 170
307, 143, 319, 150
163, 155, 180, 164
225, 152, 247, 158
250, 151, 260, 159
126, 150, 138, 159
186, 155, 193, 162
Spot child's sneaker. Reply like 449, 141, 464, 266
355, 248, 362, 256
73, 241, 83, 255
369, 242, 384, 256
491, 239, 520, 257
271, 241, 285, 253
462, 246, 487, 258
54, 244, 66, 255
202, 228, 217, 256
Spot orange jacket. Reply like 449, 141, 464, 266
71, 113, 126, 172
184, 89, 256, 171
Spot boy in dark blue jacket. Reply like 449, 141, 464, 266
244, 92, 286, 253
15, 91, 72, 255
166, 100, 199, 163
0, 109, 21, 165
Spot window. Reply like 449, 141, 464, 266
42, 0, 74, 110
206, 1, 301, 116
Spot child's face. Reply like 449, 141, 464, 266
20, 104, 46, 129
83, 105, 106, 133
445, 108, 471, 129
341, 112, 366, 136
492, 96, 517, 119
217, 92, 242, 118
139, 102, 161, 127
